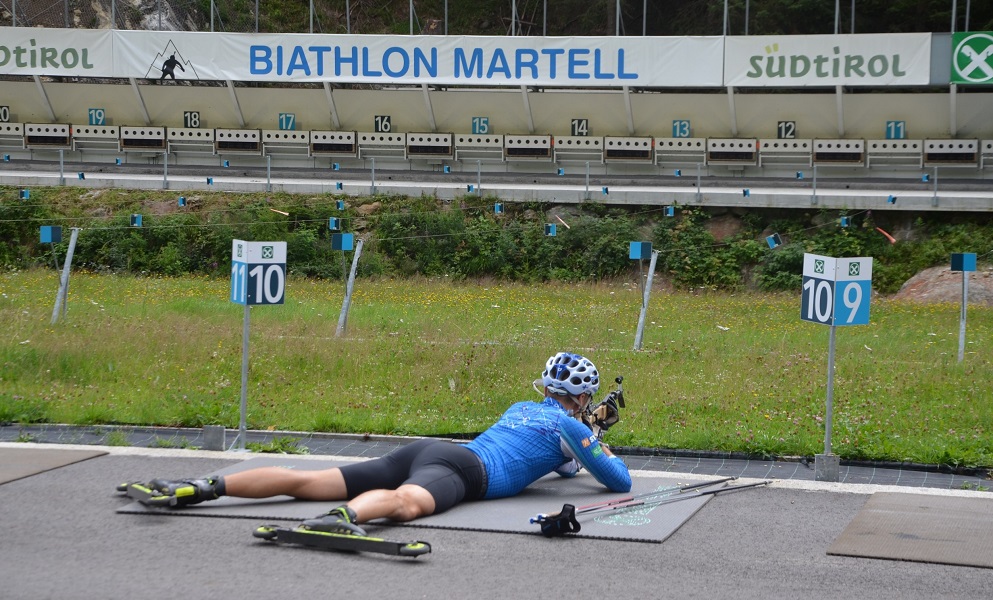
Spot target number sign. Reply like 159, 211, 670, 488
231, 240, 286, 305
801, 253, 872, 326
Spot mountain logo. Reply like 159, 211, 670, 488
145, 40, 198, 81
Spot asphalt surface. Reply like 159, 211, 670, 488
3, 442, 991, 600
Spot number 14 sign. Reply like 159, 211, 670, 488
801, 253, 873, 326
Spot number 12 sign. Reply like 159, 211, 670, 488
231, 240, 287, 305
801, 253, 872, 326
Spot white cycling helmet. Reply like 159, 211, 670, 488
541, 352, 600, 397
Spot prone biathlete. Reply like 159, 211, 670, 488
119, 352, 631, 536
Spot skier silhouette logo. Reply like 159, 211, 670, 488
160, 54, 185, 80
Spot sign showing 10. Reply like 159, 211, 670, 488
801, 254, 873, 326
230, 240, 287, 305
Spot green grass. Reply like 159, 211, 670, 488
2, 268, 992, 468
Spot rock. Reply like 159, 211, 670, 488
891, 266, 993, 306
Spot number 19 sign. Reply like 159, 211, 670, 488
231, 240, 287, 305
801, 253, 872, 326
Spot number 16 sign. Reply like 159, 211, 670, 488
801, 253, 872, 326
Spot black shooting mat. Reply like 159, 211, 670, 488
827, 492, 993, 569
116, 456, 720, 542
0, 447, 108, 485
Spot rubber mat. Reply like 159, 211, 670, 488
828, 492, 993, 568
116, 456, 716, 542
0, 447, 108, 484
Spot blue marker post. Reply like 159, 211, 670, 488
630, 241, 658, 351
333, 233, 363, 337
951, 253, 977, 363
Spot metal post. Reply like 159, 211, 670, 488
64, 0, 68, 27
445, 0, 448, 35
959, 271, 969, 363
814, 324, 840, 482
158, 0, 161, 30
824, 324, 836, 455
336, 238, 364, 337
616, 0, 621, 36
585, 161, 590, 200
59, 149, 65, 186
12, 0, 16, 26
236, 304, 250, 450
112, 0, 116, 28
346, 0, 351, 33
633, 251, 659, 350
932, 166, 939, 207
476, 160, 482, 196
512, 0, 517, 35
409, 0, 413, 34
210, 0, 214, 32
51, 227, 80, 324
162, 152, 168, 189
371, 157, 376, 194
266, 154, 271, 192
811, 164, 818, 205
695, 163, 702, 201
643, 0, 647, 35
723, 0, 728, 35
310, 0, 313, 33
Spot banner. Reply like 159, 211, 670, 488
1, 28, 940, 89
951, 32, 993, 84
2, 28, 725, 87
0, 28, 115, 76
724, 33, 932, 87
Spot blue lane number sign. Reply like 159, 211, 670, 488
231, 240, 287, 305
801, 253, 873, 326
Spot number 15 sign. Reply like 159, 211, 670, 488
801, 253, 872, 326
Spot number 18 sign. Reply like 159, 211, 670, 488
801, 253, 872, 326
231, 240, 287, 305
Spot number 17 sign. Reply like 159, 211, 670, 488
801, 253, 873, 326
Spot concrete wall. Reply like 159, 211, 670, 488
2, 81, 990, 140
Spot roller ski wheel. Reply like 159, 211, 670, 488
253, 524, 431, 558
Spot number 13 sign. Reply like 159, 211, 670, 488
801, 253, 872, 326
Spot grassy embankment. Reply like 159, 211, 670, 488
2, 269, 991, 467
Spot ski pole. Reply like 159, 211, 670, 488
579, 479, 772, 517
574, 476, 736, 514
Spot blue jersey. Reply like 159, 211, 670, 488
465, 398, 632, 499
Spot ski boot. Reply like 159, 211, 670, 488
301, 506, 367, 537
117, 477, 225, 508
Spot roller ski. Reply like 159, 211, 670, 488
116, 477, 224, 508
253, 507, 430, 557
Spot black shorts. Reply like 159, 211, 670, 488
339, 439, 488, 514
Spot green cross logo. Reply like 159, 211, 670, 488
953, 33, 993, 84
849, 262, 860, 277
814, 259, 825, 274
261, 246, 274, 259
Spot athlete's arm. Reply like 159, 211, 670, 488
558, 415, 631, 492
